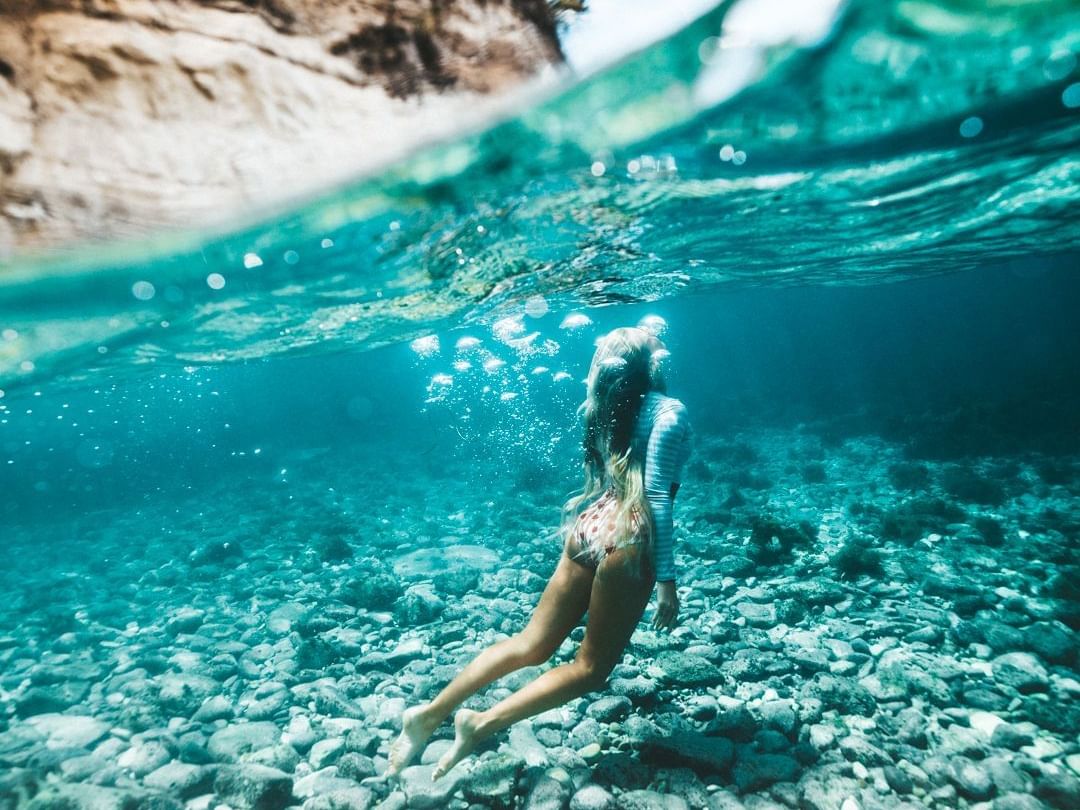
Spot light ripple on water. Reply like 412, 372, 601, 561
0, 0, 1078, 393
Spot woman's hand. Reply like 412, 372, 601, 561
653, 580, 679, 630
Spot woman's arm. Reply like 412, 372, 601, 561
644, 401, 691, 584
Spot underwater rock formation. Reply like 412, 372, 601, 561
0, 0, 563, 257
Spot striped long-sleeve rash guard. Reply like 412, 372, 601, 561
631, 391, 692, 582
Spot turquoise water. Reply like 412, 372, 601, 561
2, 1, 1080, 808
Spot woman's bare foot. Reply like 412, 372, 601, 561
388, 704, 440, 776
432, 709, 485, 780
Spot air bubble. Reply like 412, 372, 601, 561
559, 312, 592, 330
1043, 50, 1077, 82
525, 296, 549, 319
410, 335, 440, 357
206, 273, 226, 290
959, 116, 984, 138
638, 314, 668, 337
493, 315, 525, 342
131, 280, 155, 301
243, 252, 263, 269
1063, 83, 1080, 109
698, 36, 721, 64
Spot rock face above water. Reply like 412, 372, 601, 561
0, 0, 562, 256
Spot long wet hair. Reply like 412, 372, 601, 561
560, 327, 666, 563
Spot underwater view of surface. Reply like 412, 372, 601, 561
2, 1, 1080, 809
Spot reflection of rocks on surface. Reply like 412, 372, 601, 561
0, 0, 562, 256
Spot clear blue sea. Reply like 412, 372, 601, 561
1, 2, 1079, 808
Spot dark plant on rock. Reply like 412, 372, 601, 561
723, 489, 746, 509
830, 536, 884, 580
973, 516, 1005, 546
296, 637, 337, 672
514, 462, 561, 492
394, 587, 446, 626
1047, 566, 1080, 630
879, 497, 965, 543
1035, 458, 1074, 486
698, 508, 731, 527
689, 458, 715, 481
1048, 565, 1080, 603
434, 569, 480, 597
734, 470, 772, 491
941, 465, 1006, 506
37, 606, 79, 637
317, 533, 354, 562
749, 517, 815, 565
333, 558, 402, 609
802, 463, 827, 484
1034, 507, 1080, 541
707, 441, 760, 465
887, 461, 931, 491
847, 501, 880, 518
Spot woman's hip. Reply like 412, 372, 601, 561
564, 526, 654, 580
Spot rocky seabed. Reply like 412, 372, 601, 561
1, 428, 1078, 810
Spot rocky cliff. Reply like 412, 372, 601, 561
0, 0, 564, 258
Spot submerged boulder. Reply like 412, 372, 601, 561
0, 0, 563, 255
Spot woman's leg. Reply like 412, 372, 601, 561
387, 548, 594, 774
432, 545, 654, 779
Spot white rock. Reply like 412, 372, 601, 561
809, 724, 836, 750
1022, 737, 1064, 760
117, 740, 171, 776
508, 723, 549, 768
308, 738, 345, 770
27, 714, 109, 749
969, 711, 1004, 738
292, 769, 357, 799
283, 715, 317, 753
1066, 753, 1080, 778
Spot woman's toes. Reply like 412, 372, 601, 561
388, 705, 436, 776
431, 709, 482, 780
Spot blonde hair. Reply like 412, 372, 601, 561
560, 327, 666, 572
